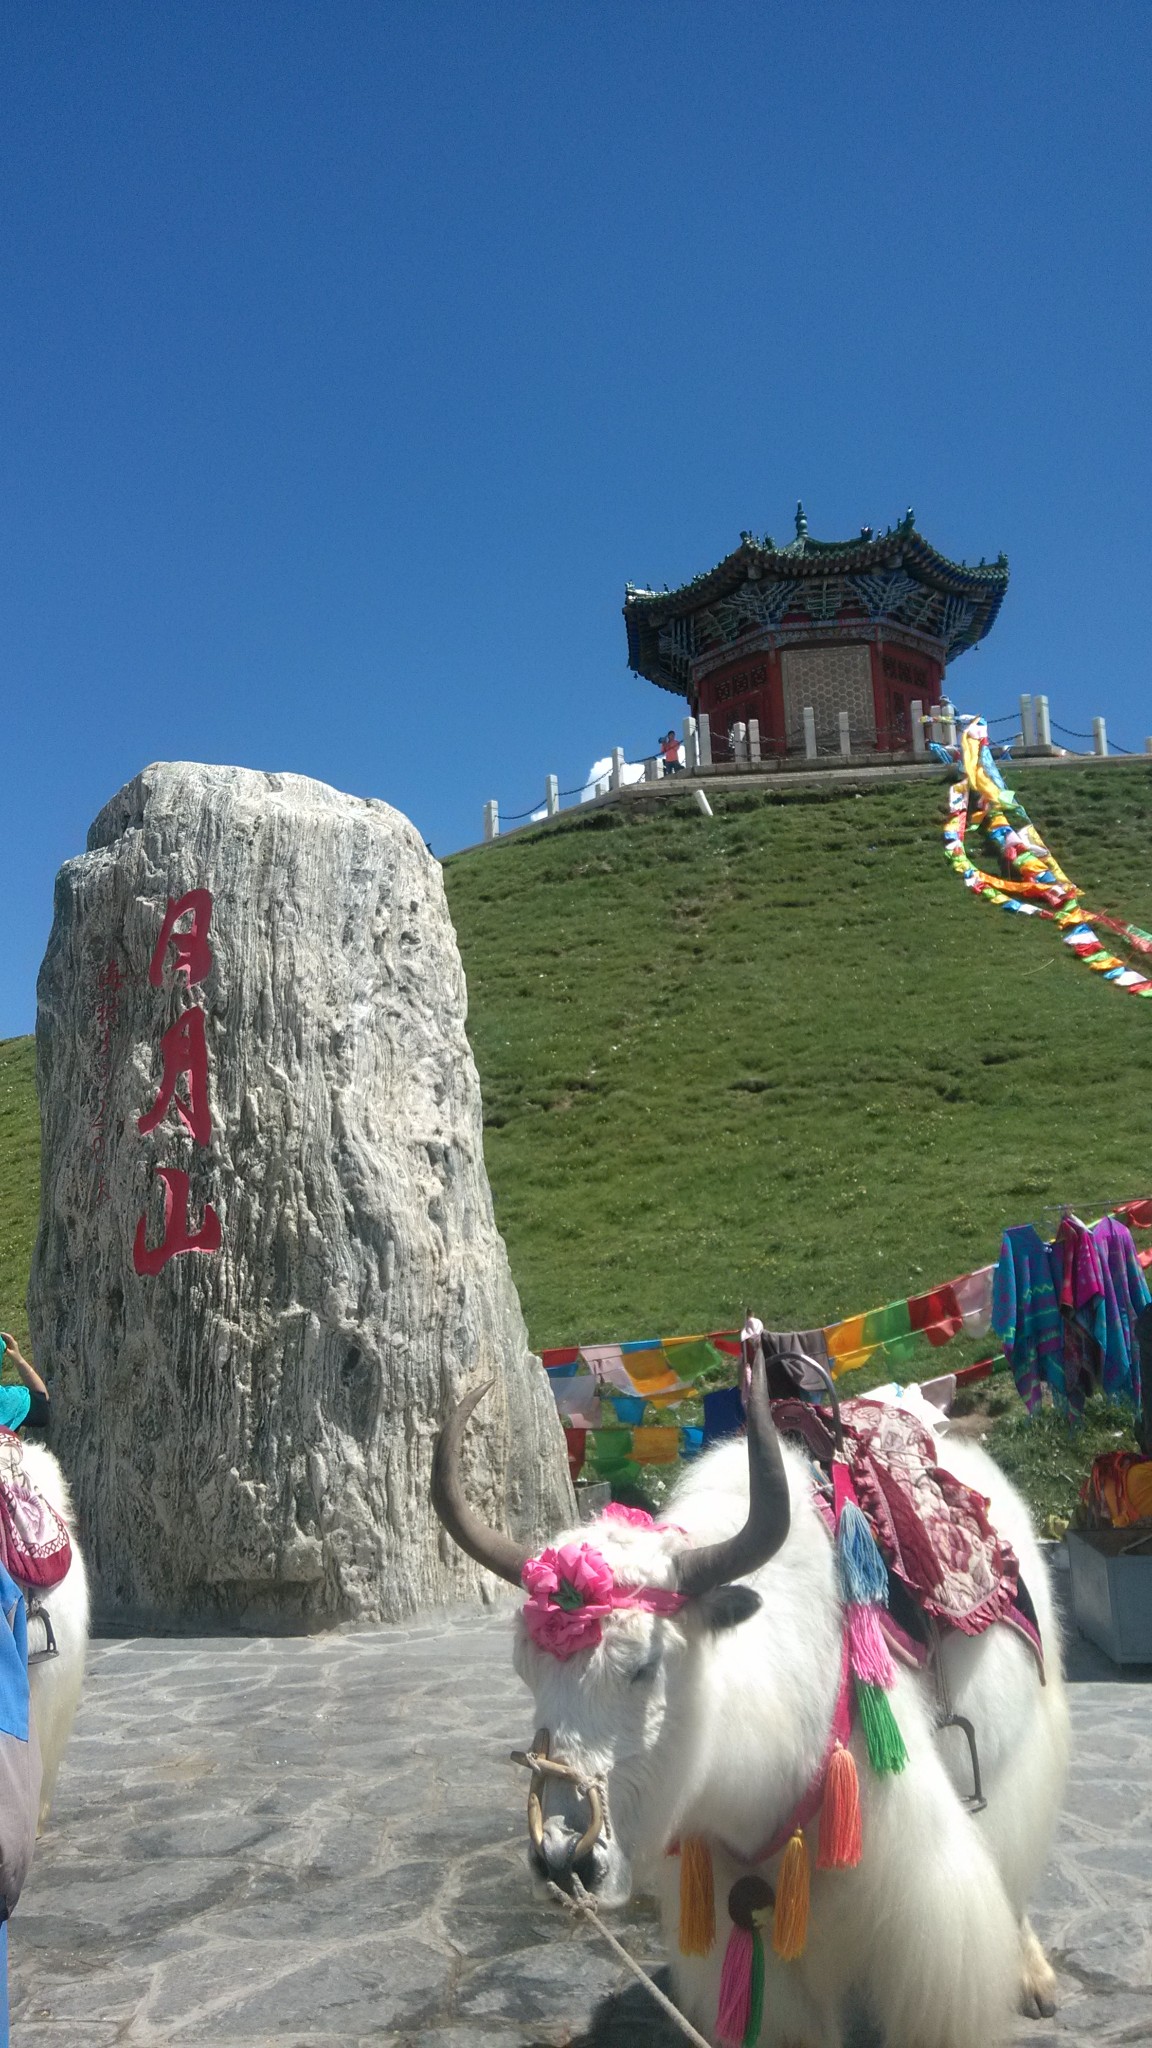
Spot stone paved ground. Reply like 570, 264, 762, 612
9, 1599, 1150, 2047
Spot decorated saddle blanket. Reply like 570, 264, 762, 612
773, 1396, 1041, 1663
0, 1431, 72, 1592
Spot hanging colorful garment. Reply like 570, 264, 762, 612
1049, 1216, 1107, 1416
941, 718, 1152, 996
992, 1224, 1068, 1415
1079, 1216, 1150, 1406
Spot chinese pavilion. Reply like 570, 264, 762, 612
624, 506, 1009, 758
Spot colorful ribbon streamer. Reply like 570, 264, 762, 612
941, 718, 1152, 995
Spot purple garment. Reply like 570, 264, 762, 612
992, 1226, 1066, 1415
1048, 1218, 1106, 1416
1080, 1217, 1150, 1407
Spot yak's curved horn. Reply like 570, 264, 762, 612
675, 1353, 791, 1598
431, 1379, 531, 1588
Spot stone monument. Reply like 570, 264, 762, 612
30, 763, 573, 1627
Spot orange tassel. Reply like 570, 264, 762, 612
817, 1742, 863, 1870
679, 1835, 716, 1955
772, 1828, 810, 1959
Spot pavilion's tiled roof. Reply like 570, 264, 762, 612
624, 505, 1009, 695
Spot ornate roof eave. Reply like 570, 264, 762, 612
623, 516, 1009, 690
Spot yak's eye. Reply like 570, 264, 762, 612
630, 1656, 660, 1686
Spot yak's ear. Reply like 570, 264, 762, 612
699, 1584, 762, 1632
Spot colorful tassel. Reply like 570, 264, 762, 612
847, 1602, 895, 1688
772, 1828, 810, 1959
817, 1741, 862, 1869
745, 1924, 765, 2046
715, 1925, 754, 2048
836, 1498, 889, 1606
678, 1835, 715, 1955
718, 1878, 775, 2048
855, 1679, 908, 1774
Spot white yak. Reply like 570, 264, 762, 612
432, 1360, 1068, 2048
20, 1442, 89, 1829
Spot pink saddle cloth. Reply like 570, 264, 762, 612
843, 1398, 1020, 1636
775, 1397, 1021, 1638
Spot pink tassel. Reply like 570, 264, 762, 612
848, 1602, 895, 1689
715, 1923, 754, 2047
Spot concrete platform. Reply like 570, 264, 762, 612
10, 1607, 1150, 2046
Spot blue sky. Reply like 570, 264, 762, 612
3, 2, 1151, 1037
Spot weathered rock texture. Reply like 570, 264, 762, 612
30, 762, 573, 1628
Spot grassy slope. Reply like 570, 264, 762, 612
3, 764, 1149, 1517
443, 763, 1152, 1352
0, 1035, 39, 1348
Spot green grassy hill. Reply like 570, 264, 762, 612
442, 762, 1152, 1352
0, 1035, 39, 1346
5, 762, 1152, 1367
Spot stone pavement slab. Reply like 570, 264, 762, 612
9, 1606, 1149, 2046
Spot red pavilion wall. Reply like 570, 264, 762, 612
870, 641, 944, 750
696, 635, 945, 755
696, 649, 784, 755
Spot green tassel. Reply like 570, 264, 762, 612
742, 1927, 765, 2048
855, 1678, 908, 1774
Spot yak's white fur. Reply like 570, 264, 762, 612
513, 1428, 1068, 2048
19, 1442, 89, 1829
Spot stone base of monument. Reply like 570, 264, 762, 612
31, 762, 572, 1630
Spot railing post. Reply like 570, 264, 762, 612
1019, 693, 1036, 748
748, 717, 761, 764
838, 709, 851, 759
939, 699, 957, 747
611, 746, 625, 792
683, 716, 699, 773
1145, 737, 1152, 757
483, 800, 499, 842
1093, 717, 1108, 757
545, 774, 559, 816
910, 699, 925, 757
1034, 695, 1051, 748
731, 720, 747, 764
643, 756, 661, 781
697, 712, 713, 768
803, 705, 817, 760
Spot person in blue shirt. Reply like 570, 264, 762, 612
0, 1340, 49, 1435
0, 1558, 39, 2046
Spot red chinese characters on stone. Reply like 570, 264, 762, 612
133, 888, 221, 1276
148, 890, 214, 989
137, 1007, 212, 1146
132, 1168, 222, 1277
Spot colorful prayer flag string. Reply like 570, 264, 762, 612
941, 718, 1152, 996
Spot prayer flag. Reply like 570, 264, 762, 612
564, 1429, 587, 1482
580, 1345, 636, 1393
702, 1386, 744, 1444
632, 1427, 681, 1466
587, 1429, 634, 1475
609, 1395, 647, 1426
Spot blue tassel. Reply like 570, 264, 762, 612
837, 1501, 889, 1607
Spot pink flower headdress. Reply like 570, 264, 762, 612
521, 1530, 685, 1660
